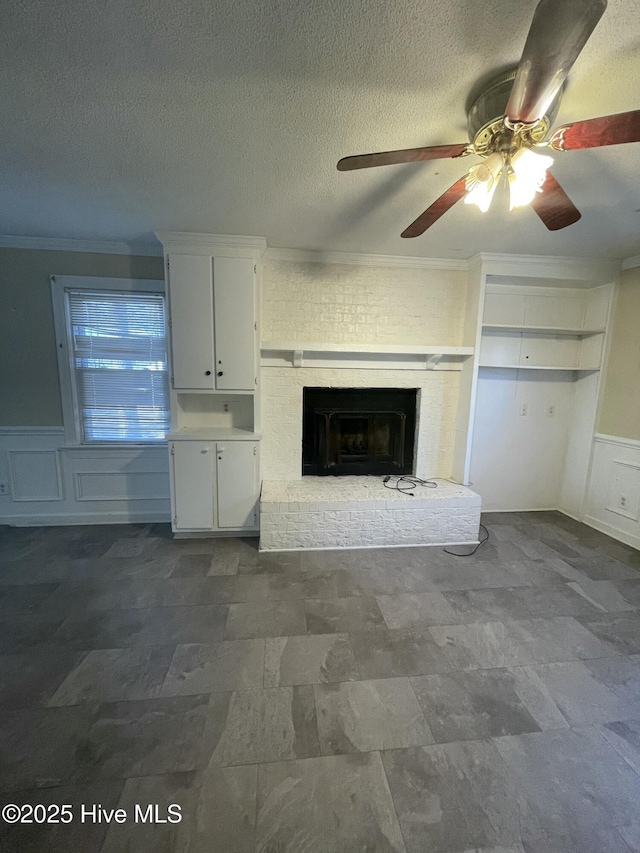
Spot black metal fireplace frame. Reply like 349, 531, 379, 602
302, 387, 417, 476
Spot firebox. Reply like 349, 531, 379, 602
302, 387, 417, 476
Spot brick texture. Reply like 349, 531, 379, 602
260, 256, 467, 482
260, 478, 481, 550
262, 260, 466, 346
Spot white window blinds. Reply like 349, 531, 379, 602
66, 290, 170, 442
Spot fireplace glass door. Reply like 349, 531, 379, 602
303, 388, 417, 476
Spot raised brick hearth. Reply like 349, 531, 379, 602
259, 477, 481, 551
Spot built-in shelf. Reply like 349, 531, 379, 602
479, 363, 600, 372
167, 428, 261, 441
261, 342, 474, 371
482, 324, 606, 337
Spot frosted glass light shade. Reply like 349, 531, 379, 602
509, 148, 554, 209
464, 152, 504, 213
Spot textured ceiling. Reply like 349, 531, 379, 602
1, 0, 639, 259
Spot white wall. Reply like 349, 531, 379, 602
469, 369, 576, 511
0, 428, 170, 525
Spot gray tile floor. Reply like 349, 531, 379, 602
1, 512, 640, 851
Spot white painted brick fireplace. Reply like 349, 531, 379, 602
260, 367, 459, 482
257, 254, 482, 550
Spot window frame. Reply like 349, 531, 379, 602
51, 275, 169, 446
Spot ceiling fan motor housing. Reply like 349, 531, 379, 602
467, 68, 563, 155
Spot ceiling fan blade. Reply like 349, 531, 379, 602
549, 109, 640, 151
531, 172, 581, 230
337, 144, 469, 171
401, 175, 470, 238
506, 0, 607, 125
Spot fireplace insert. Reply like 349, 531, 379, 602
302, 387, 417, 476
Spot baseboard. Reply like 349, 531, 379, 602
557, 508, 581, 522
173, 531, 259, 540
259, 539, 480, 553
481, 507, 560, 514
581, 515, 640, 551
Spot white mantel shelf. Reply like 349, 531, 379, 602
261, 342, 474, 371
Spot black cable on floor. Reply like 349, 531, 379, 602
443, 523, 490, 557
382, 475, 438, 496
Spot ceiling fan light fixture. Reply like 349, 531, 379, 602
508, 147, 554, 209
464, 152, 504, 212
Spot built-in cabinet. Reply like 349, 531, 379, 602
170, 437, 260, 532
156, 232, 266, 535
168, 253, 256, 391
464, 260, 617, 517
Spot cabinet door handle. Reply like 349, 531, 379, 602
201, 448, 209, 454
217, 371, 224, 377
205, 370, 211, 376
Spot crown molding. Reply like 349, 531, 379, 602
0, 234, 162, 256
473, 252, 620, 282
155, 232, 267, 258
263, 247, 467, 271
2, 232, 628, 278
622, 255, 640, 270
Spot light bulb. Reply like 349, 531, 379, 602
464, 152, 503, 213
509, 148, 554, 210
465, 179, 498, 213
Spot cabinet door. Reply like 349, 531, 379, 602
169, 254, 215, 390
171, 442, 215, 530
213, 257, 255, 391
216, 441, 259, 529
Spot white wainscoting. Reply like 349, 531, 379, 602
584, 434, 640, 550
0, 428, 171, 526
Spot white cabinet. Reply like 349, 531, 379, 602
216, 441, 260, 528
168, 253, 256, 392
170, 438, 259, 533
157, 232, 264, 540
168, 255, 215, 390
171, 440, 215, 531
213, 257, 256, 391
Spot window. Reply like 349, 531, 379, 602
52, 276, 170, 444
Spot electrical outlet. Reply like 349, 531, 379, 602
223, 402, 230, 413
519, 403, 528, 416
0, 483, 7, 495
547, 405, 556, 418
619, 495, 627, 509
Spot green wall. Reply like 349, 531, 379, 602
598, 265, 640, 441
0, 247, 164, 426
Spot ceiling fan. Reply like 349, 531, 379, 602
337, 0, 640, 237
